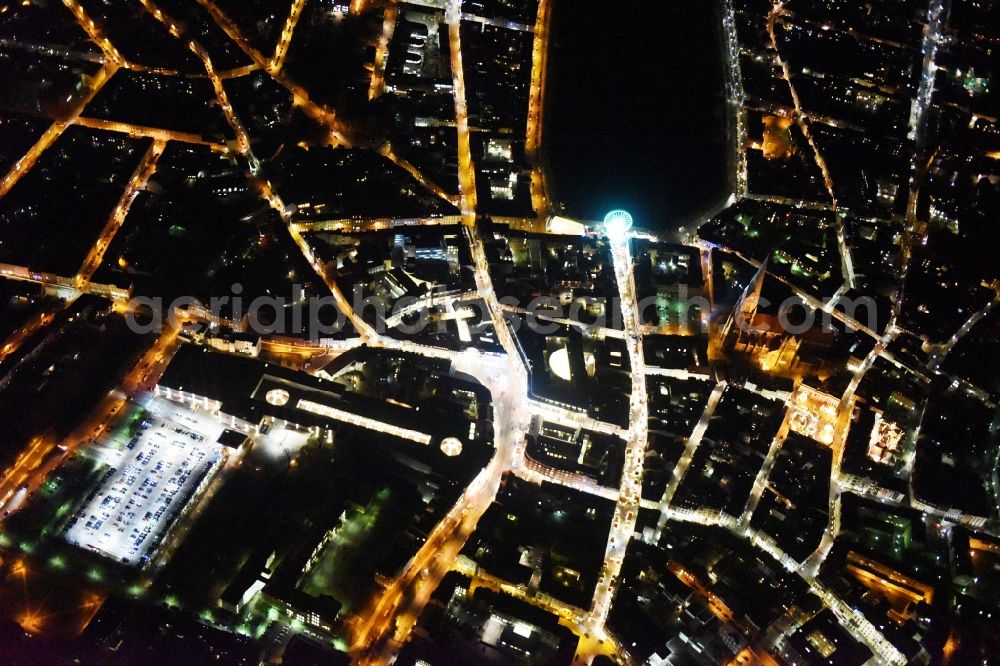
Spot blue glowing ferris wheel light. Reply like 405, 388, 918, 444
603, 209, 634, 236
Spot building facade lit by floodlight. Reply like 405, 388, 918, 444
603, 209, 634, 239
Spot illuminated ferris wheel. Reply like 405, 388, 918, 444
603, 209, 634, 238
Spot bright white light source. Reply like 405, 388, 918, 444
512, 621, 533, 638
440, 437, 464, 457
548, 346, 572, 381
266, 388, 291, 406
603, 209, 634, 239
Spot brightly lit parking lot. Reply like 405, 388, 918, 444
63, 398, 224, 566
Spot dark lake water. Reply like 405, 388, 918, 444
544, 0, 730, 233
